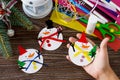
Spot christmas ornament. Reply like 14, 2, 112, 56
18, 46, 43, 74
0, 0, 17, 37
21, 0, 53, 19
38, 20, 66, 51
68, 32, 96, 66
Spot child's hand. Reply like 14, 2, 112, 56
66, 33, 119, 80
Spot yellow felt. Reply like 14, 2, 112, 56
50, 10, 96, 37
73, 44, 91, 62
32, 62, 37, 70
50, 10, 85, 32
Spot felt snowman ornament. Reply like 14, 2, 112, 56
17, 46, 43, 74
68, 32, 97, 66
38, 20, 66, 51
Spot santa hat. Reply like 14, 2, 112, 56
78, 32, 88, 43
18, 45, 27, 55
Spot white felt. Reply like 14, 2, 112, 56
68, 41, 94, 66
38, 27, 63, 50
18, 49, 43, 74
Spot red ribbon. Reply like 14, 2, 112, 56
38, 30, 66, 51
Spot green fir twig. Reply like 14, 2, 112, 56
0, 0, 34, 58
9, 7, 33, 30
0, 21, 12, 58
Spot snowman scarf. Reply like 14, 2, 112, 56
38, 28, 66, 51
71, 43, 97, 62
73, 43, 91, 62
18, 52, 45, 71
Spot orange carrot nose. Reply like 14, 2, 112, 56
82, 44, 90, 49
43, 31, 50, 35
28, 53, 35, 58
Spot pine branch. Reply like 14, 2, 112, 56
0, 21, 12, 58
4, 0, 33, 30
9, 7, 33, 30
0, 0, 34, 58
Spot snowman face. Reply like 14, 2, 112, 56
18, 49, 43, 74
38, 27, 63, 50
68, 41, 94, 66
40, 27, 57, 37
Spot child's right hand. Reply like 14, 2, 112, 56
66, 33, 119, 80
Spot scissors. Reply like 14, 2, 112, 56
79, 18, 120, 42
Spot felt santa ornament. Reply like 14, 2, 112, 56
38, 20, 66, 51
17, 46, 43, 74
68, 32, 97, 66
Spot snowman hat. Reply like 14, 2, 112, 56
78, 32, 88, 43
18, 45, 27, 55
45, 20, 54, 29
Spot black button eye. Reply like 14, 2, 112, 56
29, 1, 33, 5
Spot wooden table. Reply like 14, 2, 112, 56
0, 1, 120, 80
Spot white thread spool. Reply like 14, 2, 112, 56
21, 0, 53, 19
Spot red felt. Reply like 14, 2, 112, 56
38, 31, 66, 51
78, 32, 88, 43
94, 29, 120, 51
80, 21, 120, 51
18, 45, 27, 55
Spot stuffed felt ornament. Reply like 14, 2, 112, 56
0, 0, 17, 37
68, 32, 97, 66
38, 20, 66, 51
17, 46, 43, 74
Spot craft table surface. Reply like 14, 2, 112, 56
0, 1, 120, 80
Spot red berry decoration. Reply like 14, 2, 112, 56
46, 40, 50, 43
48, 44, 51, 47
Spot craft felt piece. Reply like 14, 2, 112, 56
68, 32, 96, 66
83, 0, 108, 22
100, 0, 120, 12
18, 46, 27, 55
94, 29, 120, 52
91, 1, 120, 25
18, 46, 43, 74
89, 0, 117, 12
78, 32, 88, 43
112, 0, 120, 7
50, 8, 96, 36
